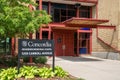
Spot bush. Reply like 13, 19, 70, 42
23, 57, 35, 63
34, 56, 47, 64
0, 66, 69, 79
0, 56, 17, 67
6, 57, 18, 67
0, 67, 17, 80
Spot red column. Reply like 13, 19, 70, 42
29, 4, 33, 63
77, 31, 79, 56
76, 7, 79, 17
39, 0, 42, 40
48, 26, 51, 40
89, 32, 92, 54
29, 33, 33, 63
39, 0, 42, 10
39, 28, 42, 40
11, 37, 15, 56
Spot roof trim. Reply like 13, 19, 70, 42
62, 17, 109, 26
42, 0, 96, 6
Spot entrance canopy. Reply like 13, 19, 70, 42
46, 17, 115, 29
62, 17, 109, 28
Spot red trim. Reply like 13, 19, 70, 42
72, 0, 98, 4
90, 32, 92, 54
96, 2, 98, 18
48, 23, 66, 27
77, 31, 79, 56
97, 25, 116, 30
41, 28, 49, 31
78, 30, 92, 33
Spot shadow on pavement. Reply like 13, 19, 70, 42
57, 56, 103, 62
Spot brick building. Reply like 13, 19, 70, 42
1, 0, 120, 59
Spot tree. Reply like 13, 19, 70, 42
0, 0, 51, 38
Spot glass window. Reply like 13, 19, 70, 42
80, 6, 90, 18
0, 38, 11, 55
42, 2, 48, 13
51, 3, 76, 22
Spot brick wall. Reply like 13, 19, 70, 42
92, 0, 119, 52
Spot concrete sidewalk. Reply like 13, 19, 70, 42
47, 56, 120, 80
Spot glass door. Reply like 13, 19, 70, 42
0, 38, 11, 55
79, 33, 90, 54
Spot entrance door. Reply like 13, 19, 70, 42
53, 30, 74, 56
79, 33, 90, 54
54, 32, 63, 56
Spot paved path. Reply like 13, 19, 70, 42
47, 56, 120, 80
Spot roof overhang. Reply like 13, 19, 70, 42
42, 0, 96, 6
62, 17, 109, 28
43, 18, 115, 29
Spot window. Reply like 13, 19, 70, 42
80, 6, 90, 18
0, 38, 11, 54
51, 3, 76, 22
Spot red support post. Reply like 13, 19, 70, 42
89, 32, 92, 54
76, 7, 80, 17
48, 26, 51, 40
28, 4, 33, 63
77, 31, 79, 56
29, 33, 33, 63
39, 0, 42, 10
11, 37, 15, 56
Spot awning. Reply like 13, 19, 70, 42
62, 17, 109, 27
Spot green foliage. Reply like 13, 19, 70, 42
0, 56, 17, 67
23, 56, 47, 64
77, 78, 85, 80
34, 56, 47, 64
38, 67, 54, 78
0, 67, 17, 80
0, 0, 51, 38
0, 66, 69, 79
23, 57, 35, 63
18, 66, 39, 79
5, 57, 18, 67
54, 66, 68, 78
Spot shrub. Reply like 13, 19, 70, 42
0, 67, 17, 80
23, 57, 35, 63
34, 56, 47, 64
18, 66, 39, 79
0, 56, 17, 67
0, 66, 69, 79
54, 66, 68, 78
7, 57, 18, 67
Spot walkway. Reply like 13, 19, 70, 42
47, 56, 120, 80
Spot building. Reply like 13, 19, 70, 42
1, 0, 120, 59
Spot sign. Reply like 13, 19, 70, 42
18, 39, 54, 56
18, 39, 55, 74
